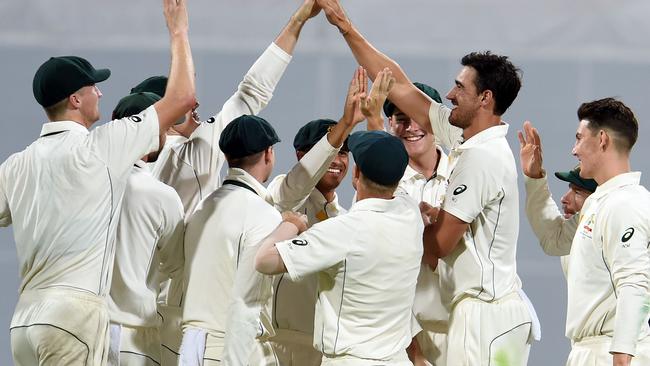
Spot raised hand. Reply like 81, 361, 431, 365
294, 0, 322, 24
316, 0, 352, 34
361, 68, 395, 130
163, 0, 189, 36
517, 121, 545, 179
341, 66, 368, 126
282, 211, 309, 234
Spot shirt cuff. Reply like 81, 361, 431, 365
269, 42, 293, 64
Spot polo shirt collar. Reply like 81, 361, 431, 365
401, 146, 450, 181
591, 171, 641, 200
457, 123, 509, 150
40, 121, 89, 137
350, 196, 397, 213
225, 167, 272, 202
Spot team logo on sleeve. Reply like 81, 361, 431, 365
206, 117, 216, 124
291, 239, 309, 246
622, 227, 635, 244
453, 184, 467, 195
129, 115, 142, 123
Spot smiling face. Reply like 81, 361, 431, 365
445, 66, 482, 129
572, 120, 601, 179
388, 108, 436, 161
296, 149, 349, 194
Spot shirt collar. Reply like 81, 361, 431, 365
456, 123, 509, 151
225, 168, 272, 202
350, 196, 398, 213
40, 121, 89, 137
401, 146, 450, 181
591, 171, 642, 199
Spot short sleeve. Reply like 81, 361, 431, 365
89, 105, 159, 178
428, 101, 462, 151
0, 165, 11, 227
276, 217, 351, 282
442, 150, 497, 223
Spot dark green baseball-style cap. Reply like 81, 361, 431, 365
219, 115, 281, 159
112, 92, 161, 120
293, 119, 349, 152
131, 76, 167, 98
383, 82, 442, 118
554, 166, 597, 193
33, 56, 111, 108
349, 130, 408, 186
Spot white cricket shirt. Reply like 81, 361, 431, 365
0, 106, 159, 297
151, 42, 292, 218
438, 124, 522, 305
396, 148, 452, 330
566, 172, 650, 355
267, 134, 344, 337
182, 168, 281, 363
108, 161, 185, 328
276, 194, 423, 360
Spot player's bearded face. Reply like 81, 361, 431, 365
446, 67, 481, 129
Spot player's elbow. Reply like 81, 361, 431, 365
254, 248, 272, 275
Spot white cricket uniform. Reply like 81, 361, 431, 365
565, 172, 650, 364
430, 102, 536, 365
0, 106, 160, 365
266, 135, 343, 366
151, 42, 292, 366
107, 160, 185, 366
524, 175, 578, 277
395, 148, 451, 366
276, 194, 423, 365
179, 168, 282, 366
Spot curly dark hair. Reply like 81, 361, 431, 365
577, 97, 638, 151
461, 51, 522, 116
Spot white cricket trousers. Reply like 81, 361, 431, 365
159, 304, 183, 366
446, 292, 532, 366
109, 323, 161, 366
566, 336, 650, 366
415, 327, 447, 366
270, 329, 322, 366
10, 288, 110, 366
320, 351, 412, 366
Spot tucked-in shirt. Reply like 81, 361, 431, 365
276, 194, 423, 360
108, 161, 184, 328
566, 172, 650, 355
0, 106, 159, 298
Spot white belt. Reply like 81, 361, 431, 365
108, 323, 122, 366
517, 288, 542, 342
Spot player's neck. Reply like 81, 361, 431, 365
593, 155, 631, 185
463, 114, 502, 140
409, 147, 439, 179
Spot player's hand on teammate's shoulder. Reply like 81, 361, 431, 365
282, 211, 309, 234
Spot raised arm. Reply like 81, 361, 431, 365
153, 0, 197, 137
317, 0, 433, 133
361, 68, 395, 131
275, 0, 321, 54
519, 121, 573, 256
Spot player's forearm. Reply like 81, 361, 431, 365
274, 4, 312, 55
255, 222, 298, 275
524, 176, 573, 256
158, 33, 197, 132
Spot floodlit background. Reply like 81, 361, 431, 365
1, 1, 650, 364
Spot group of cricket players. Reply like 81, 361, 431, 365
0, 0, 649, 365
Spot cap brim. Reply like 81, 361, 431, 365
554, 171, 572, 183
93, 68, 111, 83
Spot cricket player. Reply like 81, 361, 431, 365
267, 67, 368, 366
135, 2, 325, 363
566, 98, 650, 366
107, 92, 186, 366
256, 130, 421, 366
364, 77, 457, 366
179, 67, 367, 366
0, 0, 195, 364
